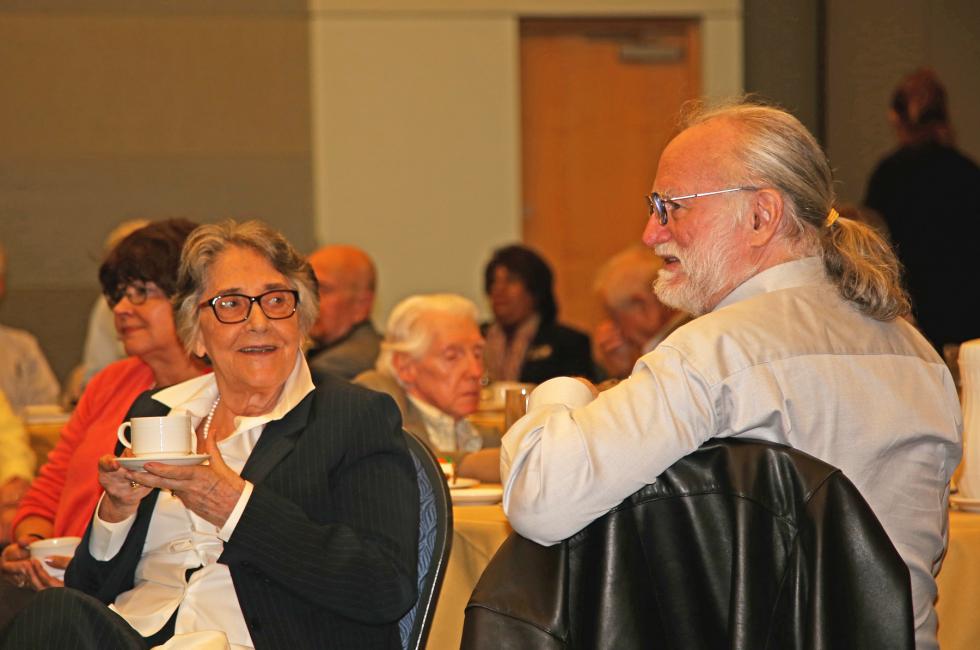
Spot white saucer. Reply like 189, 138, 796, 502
448, 477, 480, 490
950, 495, 980, 513
117, 453, 210, 472
451, 486, 503, 505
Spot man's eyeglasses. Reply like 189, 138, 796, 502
106, 282, 165, 308
645, 187, 757, 226
200, 289, 300, 324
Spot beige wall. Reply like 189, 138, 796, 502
743, 0, 821, 137
0, 4, 313, 383
308, 0, 743, 325
2, 0, 742, 386
309, 15, 523, 323
10, 0, 976, 388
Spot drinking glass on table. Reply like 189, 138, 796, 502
504, 387, 530, 431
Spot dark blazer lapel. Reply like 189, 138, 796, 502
241, 392, 314, 484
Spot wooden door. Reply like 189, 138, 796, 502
521, 18, 701, 333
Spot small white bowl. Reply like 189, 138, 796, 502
29, 536, 81, 578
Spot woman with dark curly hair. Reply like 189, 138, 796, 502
483, 244, 594, 384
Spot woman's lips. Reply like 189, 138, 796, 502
239, 345, 277, 354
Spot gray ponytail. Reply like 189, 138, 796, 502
821, 216, 910, 320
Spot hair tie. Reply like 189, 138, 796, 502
825, 208, 840, 228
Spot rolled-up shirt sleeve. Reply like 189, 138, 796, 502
500, 347, 715, 546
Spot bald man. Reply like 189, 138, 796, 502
307, 244, 382, 381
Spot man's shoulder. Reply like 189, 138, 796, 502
353, 368, 400, 394
86, 356, 153, 393
539, 321, 590, 348
0, 324, 41, 350
661, 282, 938, 376
309, 322, 382, 380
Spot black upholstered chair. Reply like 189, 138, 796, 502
461, 439, 915, 650
399, 431, 453, 650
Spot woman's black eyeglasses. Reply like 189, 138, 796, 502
199, 289, 299, 324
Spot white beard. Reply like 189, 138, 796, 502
653, 221, 745, 316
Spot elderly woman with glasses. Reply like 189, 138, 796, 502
1, 221, 419, 650
1, 220, 205, 610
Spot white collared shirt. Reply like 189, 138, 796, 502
407, 394, 484, 454
501, 257, 961, 650
89, 352, 315, 649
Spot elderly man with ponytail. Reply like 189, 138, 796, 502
501, 101, 961, 649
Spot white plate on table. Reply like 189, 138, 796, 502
950, 495, 980, 513
451, 485, 503, 506
116, 453, 210, 472
448, 477, 480, 490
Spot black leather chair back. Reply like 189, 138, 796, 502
462, 439, 914, 650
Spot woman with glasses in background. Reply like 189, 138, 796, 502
1, 220, 418, 649
0, 219, 205, 614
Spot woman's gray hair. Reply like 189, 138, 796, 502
376, 293, 479, 382
682, 100, 910, 321
173, 219, 319, 353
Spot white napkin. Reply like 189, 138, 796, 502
957, 340, 980, 498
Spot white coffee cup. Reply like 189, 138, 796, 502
117, 415, 193, 457
29, 536, 81, 579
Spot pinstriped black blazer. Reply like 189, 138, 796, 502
66, 373, 419, 650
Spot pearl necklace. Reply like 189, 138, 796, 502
202, 395, 221, 440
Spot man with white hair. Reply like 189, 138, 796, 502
592, 245, 689, 379
0, 242, 60, 412
501, 102, 960, 648
355, 294, 500, 480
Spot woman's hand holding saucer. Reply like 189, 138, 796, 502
97, 453, 152, 523
136, 433, 246, 529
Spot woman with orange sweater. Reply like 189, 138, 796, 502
0, 220, 206, 605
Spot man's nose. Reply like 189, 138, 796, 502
467, 352, 484, 377
641, 214, 671, 247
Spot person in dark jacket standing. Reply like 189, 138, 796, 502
864, 68, 980, 352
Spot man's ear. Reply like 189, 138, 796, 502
747, 188, 784, 247
393, 352, 417, 386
